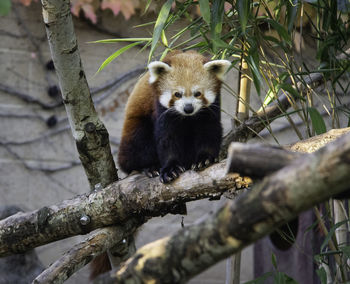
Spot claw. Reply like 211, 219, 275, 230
171, 170, 179, 178
205, 159, 210, 166
179, 166, 186, 173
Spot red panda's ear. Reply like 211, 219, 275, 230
204, 60, 231, 81
148, 61, 172, 84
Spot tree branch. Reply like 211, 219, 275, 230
32, 219, 139, 284
225, 127, 350, 177
41, 0, 118, 188
0, 162, 246, 257
105, 131, 350, 284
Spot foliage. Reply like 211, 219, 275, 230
0, 0, 11, 15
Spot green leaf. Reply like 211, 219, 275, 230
320, 220, 349, 252
96, 42, 142, 73
143, 0, 153, 14
161, 30, 168, 47
236, 0, 251, 34
90, 38, 151, 44
246, 51, 262, 96
340, 245, 350, 258
0, 0, 11, 16
243, 272, 273, 284
279, 83, 303, 100
316, 267, 327, 284
307, 107, 327, 135
274, 272, 298, 284
149, 0, 174, 61
210, 0, 224, 51
286, 0, 298, 33
265, 18, 291, 46
271, 252, 277, 269
199, 0, 210, 25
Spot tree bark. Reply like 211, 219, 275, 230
32, 219, 139, 284
41, 0, 117, 188
104, 131, 350, 284
0, 163, 246, 257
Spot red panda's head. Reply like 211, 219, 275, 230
148, 51, 231, 116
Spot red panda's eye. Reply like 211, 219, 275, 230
194, 91, 202, 97
174, 92, 182, 98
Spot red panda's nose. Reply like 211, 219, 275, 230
184, 104, 194, 114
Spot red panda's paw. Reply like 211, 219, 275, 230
191, 155, 216, 171
143, 167, 160, 178
159, 165, 186, 183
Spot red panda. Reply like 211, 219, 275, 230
118, 50, 230, 183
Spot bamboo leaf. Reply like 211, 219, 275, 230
286, 0, 298, 33
265, 18, 291, 45
236, 0, 251, 34
320, 220, 348, 252
96, 42, 142, 73
271, 252, 277, 269
243, 272, 273, 284
90, 38, 151, 43
149, 0, 174, 61
144, 0, 153, 14
161, 30, 168, 47
210, 0, 224, 51
273, 272, 298, 284
0, 0, 11, 16
199, 0, 211, 25
316, 267, 327, 284
307, 107, 327, 135
279, 83, 304, 100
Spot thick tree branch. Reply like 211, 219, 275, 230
0, 162, 246, 257
41, 0, 118, 188
32, 219, 140, 284
225, 127, 350, 177
107, 131, 350, 284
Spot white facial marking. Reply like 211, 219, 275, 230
191, 85, 200, 93
148, 61, 172, 84
159, 90, 172, 108
204, 90, 216, 104
174, 96, 202, 116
